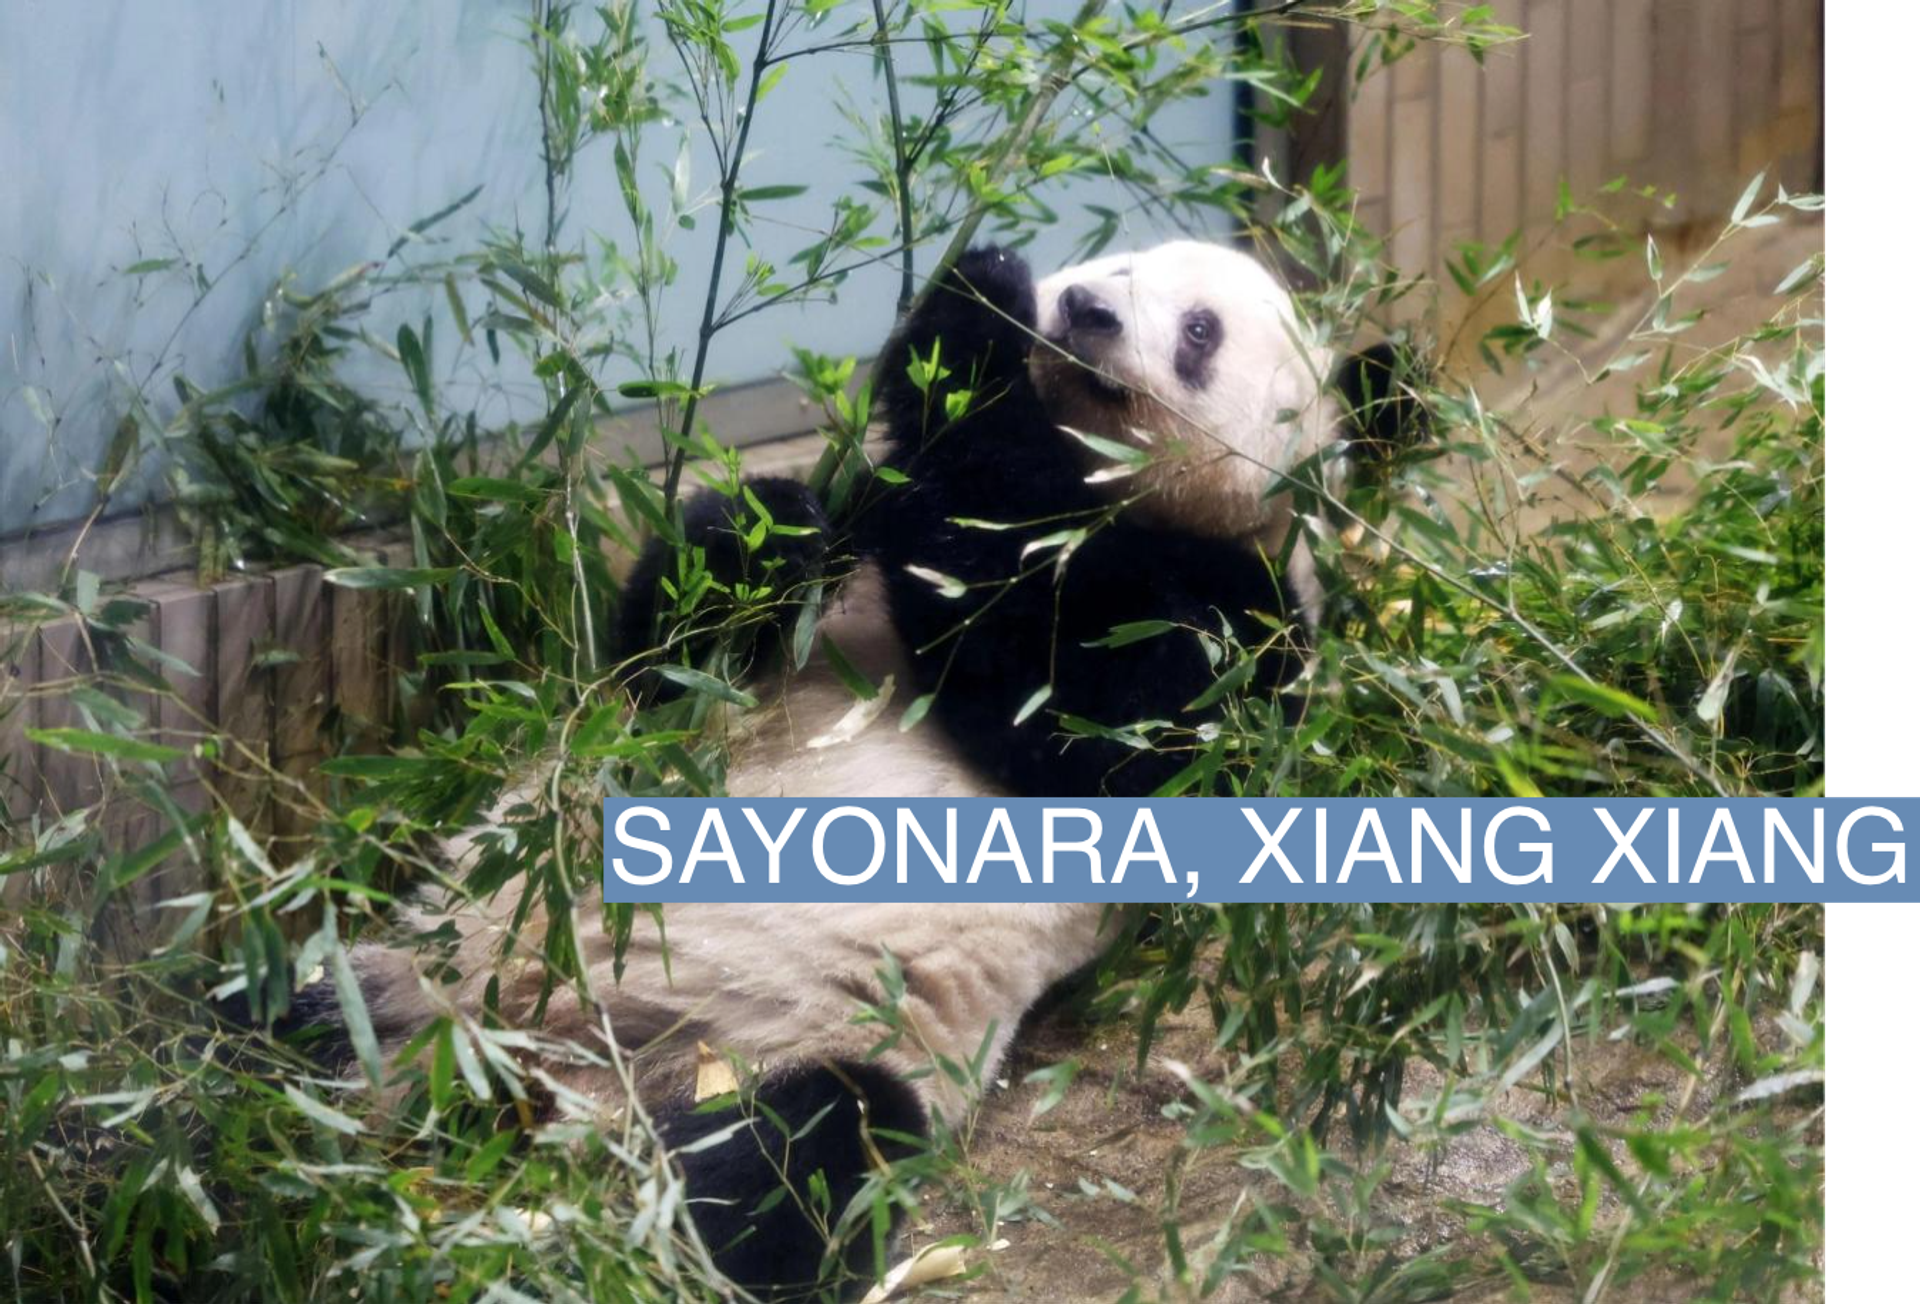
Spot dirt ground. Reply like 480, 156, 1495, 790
890, 981, 1749, 1304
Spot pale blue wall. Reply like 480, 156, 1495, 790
0, 2, 1233, 541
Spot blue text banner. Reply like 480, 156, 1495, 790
601, 798, 1916, 904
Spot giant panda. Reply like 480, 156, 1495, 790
313, 239, 1417, 1299
626, 239, 1414, 800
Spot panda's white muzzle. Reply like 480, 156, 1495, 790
1044, 284, 1134, 401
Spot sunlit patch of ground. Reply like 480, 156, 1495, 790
902, 981, 1805, 1303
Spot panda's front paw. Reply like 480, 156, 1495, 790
944, 246, 1037, 333
878, 246, 1040, 432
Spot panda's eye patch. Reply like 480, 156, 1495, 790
1175, 310, 1222, 389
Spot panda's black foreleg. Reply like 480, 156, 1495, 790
873, 246, 1040, 458
887, 522, 1304, 798
612, 475, 831, 697
617, 248, 1041, 696
660, 1060, 928, 1300
1054, 528, 1306, 796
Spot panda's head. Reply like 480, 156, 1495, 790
1030, 239, 1346, 544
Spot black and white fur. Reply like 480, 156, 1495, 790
303, 240, 1415, 1299
627, 239, 1414, 799
330, 878, 1120, 1298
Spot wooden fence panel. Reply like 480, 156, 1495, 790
31, 618, 104, 814
1315, 0, 1819, 329
148, 578, 215, 791
271, 565, 331, 846
212, 574, 276, 832
331, 541, 394, 752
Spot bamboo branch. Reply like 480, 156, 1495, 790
871, 0, 915, 318
660, 0, 782, 517
909, 0, 1109, 317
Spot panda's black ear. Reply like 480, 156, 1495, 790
1336, 341, 1429, 459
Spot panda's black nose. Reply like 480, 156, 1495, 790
1059, 284, 1121, 337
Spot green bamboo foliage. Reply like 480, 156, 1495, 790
2, 4, 1819, 1300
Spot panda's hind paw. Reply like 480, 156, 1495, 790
661, 1060, 928, 1297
